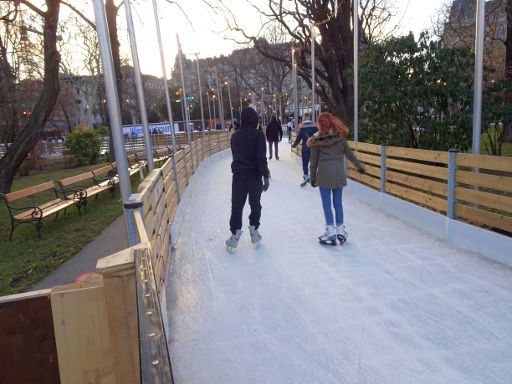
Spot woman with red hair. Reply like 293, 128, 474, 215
307, 112, 365, 245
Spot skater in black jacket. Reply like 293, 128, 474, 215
292, 112, 318, 186
265, 114, 283, 160
226, 107, 271, 250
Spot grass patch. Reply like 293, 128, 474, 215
0, 163, 138, 295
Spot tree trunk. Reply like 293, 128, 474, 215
0, 0, 61, 194
105, 0, 122, 161
0, 34, 17, 147
504, 0, 512, 141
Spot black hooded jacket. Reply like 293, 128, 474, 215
230, 107, 270, 177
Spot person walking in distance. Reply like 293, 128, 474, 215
292, 112, 318, 186
286, 117, 293, 142
307, 112, 365, 246
265, 113, 283, 160
226, 107, 271, 251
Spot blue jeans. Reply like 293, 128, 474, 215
302, 149, 310, 176
319, 187, 344, 226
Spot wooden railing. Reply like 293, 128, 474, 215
290, 131, 512, 235
0, 131, 231, 384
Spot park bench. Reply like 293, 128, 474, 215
0, 181, 86, 240
153, 146, 173, 163
56, 165, 118, 212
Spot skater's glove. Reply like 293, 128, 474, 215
311, 180, 318, 188
262, 177, 270, 192
357, 166, 365, 174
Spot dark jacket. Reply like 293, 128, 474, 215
307, 133, 364, 188
231, 107, 270, 177
265, 118, 283, 142
292, 120, 318, 153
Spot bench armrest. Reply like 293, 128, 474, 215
3, 202, 43, 219
57, 187, 87, 202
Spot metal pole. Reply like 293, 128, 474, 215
194, 53, 206, 160
292, 47, 298, 132
213, 95, 217, 128
225, 80, 234, 128
152, 0, 180, 200
214, 68, 224, 130
472, 0, 485, 154
177, 34, 194, 170
92, 0, 136, 243
311, 23, 316, 122
207, 93, 212, 126
124, 0, 154, 171
354, 0, 359, 142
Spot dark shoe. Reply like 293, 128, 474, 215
276, 156, 279, 160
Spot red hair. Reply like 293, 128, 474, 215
316, 112, 349, 138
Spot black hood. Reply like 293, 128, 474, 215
241, 107, 258, 128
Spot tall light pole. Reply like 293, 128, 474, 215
124, 0, 154, 171
176, 34, 194, 169
207, 92, 212, 127
225, 79, 234, 128
214, 68, 224, 130
151, 0, 180, 200
311, 23, 316, 122
353, 0, 360, 142
472, 0, 485, 154
92, 0, 135, 242
212, 94, 217, 128
194, 53, 206, 160
292, 47, 299, 131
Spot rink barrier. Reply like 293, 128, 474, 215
0, 131, 231, 384
290, 132, 512, 235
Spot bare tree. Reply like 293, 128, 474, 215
212, 0, 397, 125
0, 0, 61, 193
505, 0, 512, 140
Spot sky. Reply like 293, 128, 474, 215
63, 0, 449, 78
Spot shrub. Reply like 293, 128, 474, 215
64, 126, 103, 166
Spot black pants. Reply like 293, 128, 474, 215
230, 173, 263, 234
268, 141, 279, 158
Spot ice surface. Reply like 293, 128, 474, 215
166, 144, 512, 384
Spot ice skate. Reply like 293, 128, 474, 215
336, 224, 348, 245
248, 225, 262, 248
319, 225, 337, 246
300, 175, 310, 187
225, 229, 242, 252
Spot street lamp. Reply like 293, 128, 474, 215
224, 79, 234, 127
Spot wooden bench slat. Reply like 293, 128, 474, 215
5, 181, 55, 202
59, 172, 94, 187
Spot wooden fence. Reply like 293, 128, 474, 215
291, 132, 512, 236
0, 131, 231, 384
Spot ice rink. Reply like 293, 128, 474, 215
165, 143, 512, 384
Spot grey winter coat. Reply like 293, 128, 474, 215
307, 133, 364, 188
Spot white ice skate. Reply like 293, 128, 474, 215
248, 225, 262, 248
225, 229, 242, 252
319, 225, 337, 246
336, 224, 348, 245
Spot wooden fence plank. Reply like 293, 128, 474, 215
354, 152, 381, 166
456, 170, 512, 193
348, 141, 382, 154
456, 203, 512, 233
455, 186, 512, 213
0, 293, 61, 384
386, 147, 449, 164
348, 163, 381, 178
347, 170, 381, 190
386, 170, 448, 196
51, 285, 116, 384
457, 153, 512, 172
385, 183, 447, 212
386, 158, 448, 180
